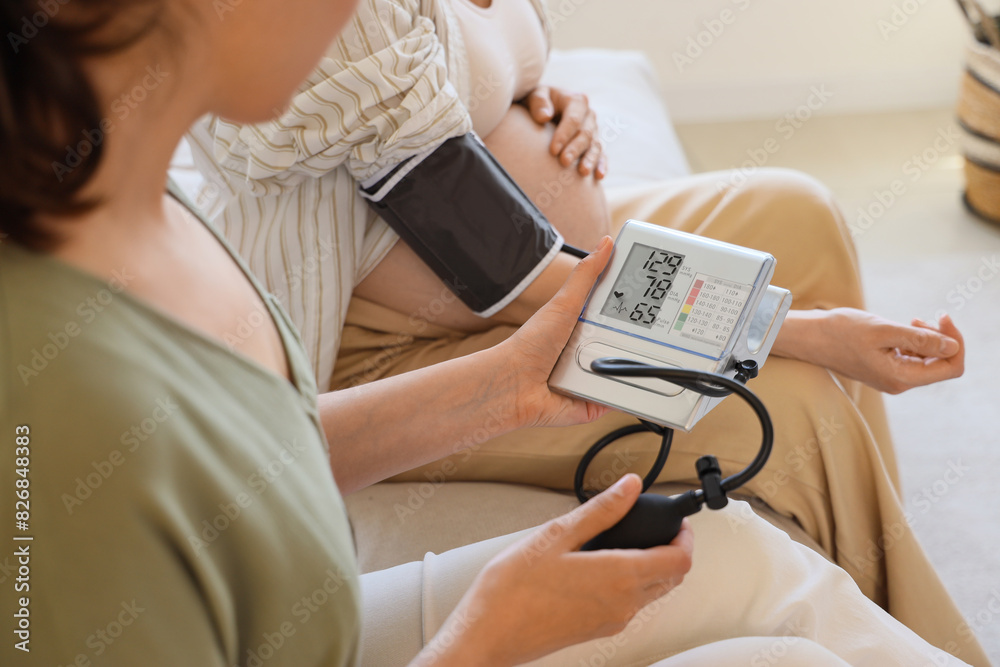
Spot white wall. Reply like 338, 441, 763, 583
548, 0, 990, 122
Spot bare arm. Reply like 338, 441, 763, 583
326, 241, 698, 666
318, 345, 519, 494
352, 101, 606, 332
352, 240, 581, 333
321, 241, 610, 494
355, 238, 965, 397
770, 309, 965, 394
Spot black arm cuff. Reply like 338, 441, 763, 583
361, 133, 563, 316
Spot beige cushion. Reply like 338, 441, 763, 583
346, 481, 828, 574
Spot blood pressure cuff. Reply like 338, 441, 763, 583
360, 133, 564, 317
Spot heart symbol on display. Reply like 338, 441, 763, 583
614, 291, 624, 299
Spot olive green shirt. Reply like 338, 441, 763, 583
0, 186, 361, 665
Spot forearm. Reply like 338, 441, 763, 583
769, 307, 965, 394
318, 347, 520, 494
770, 309, 825, 364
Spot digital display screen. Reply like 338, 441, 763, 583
600, 243, 685, 330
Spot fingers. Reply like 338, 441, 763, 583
883, 321, 960, 359
525, 86, 555, 124
632, 519, 695, 590
595, 155, 608, 180
936, 313, 966, 373
533, 473, 642, 553
549, 91, 589, 158
573, 398, 612, 425
565, 473, 642, 550
878, 315, 963, 391
890, 314, 965, 389
560, 107, 599, 171
537, 88, 603, 176
936, 313, 965, 352
672, 518, 694, 551
504, 239, 613, 430
911, 315, 963, 357
889, 353, 964, 391
576, 517, 694, 617
578, 136, 604, 177
537, 236, 613, 328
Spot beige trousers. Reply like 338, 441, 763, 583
334, 169, 987, 664
358, 502, 970, 666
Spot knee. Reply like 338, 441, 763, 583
708, 168, 862, 306
742, 167, 834, 206
730, 168, 849, 249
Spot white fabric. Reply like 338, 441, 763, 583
344, 481, 829, 575
359, 501, 966, 666
184, 0, 476, 389
169, 46, 690, 389
450, 0, 548, 136
181, 0, 555, 389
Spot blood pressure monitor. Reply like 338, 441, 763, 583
549, 220, 792, 431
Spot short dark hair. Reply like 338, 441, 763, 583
0, 1, 162, 248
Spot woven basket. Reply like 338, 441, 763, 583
956, 0, 1000, 223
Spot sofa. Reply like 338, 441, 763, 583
169, 49, 824, 575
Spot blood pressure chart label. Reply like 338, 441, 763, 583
672, 274, 752, 349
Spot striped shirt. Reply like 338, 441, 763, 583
187, 0, 549, 390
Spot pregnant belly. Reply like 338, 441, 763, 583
483, 104, 611, 251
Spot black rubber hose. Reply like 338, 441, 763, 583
585, 358, 773, 495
